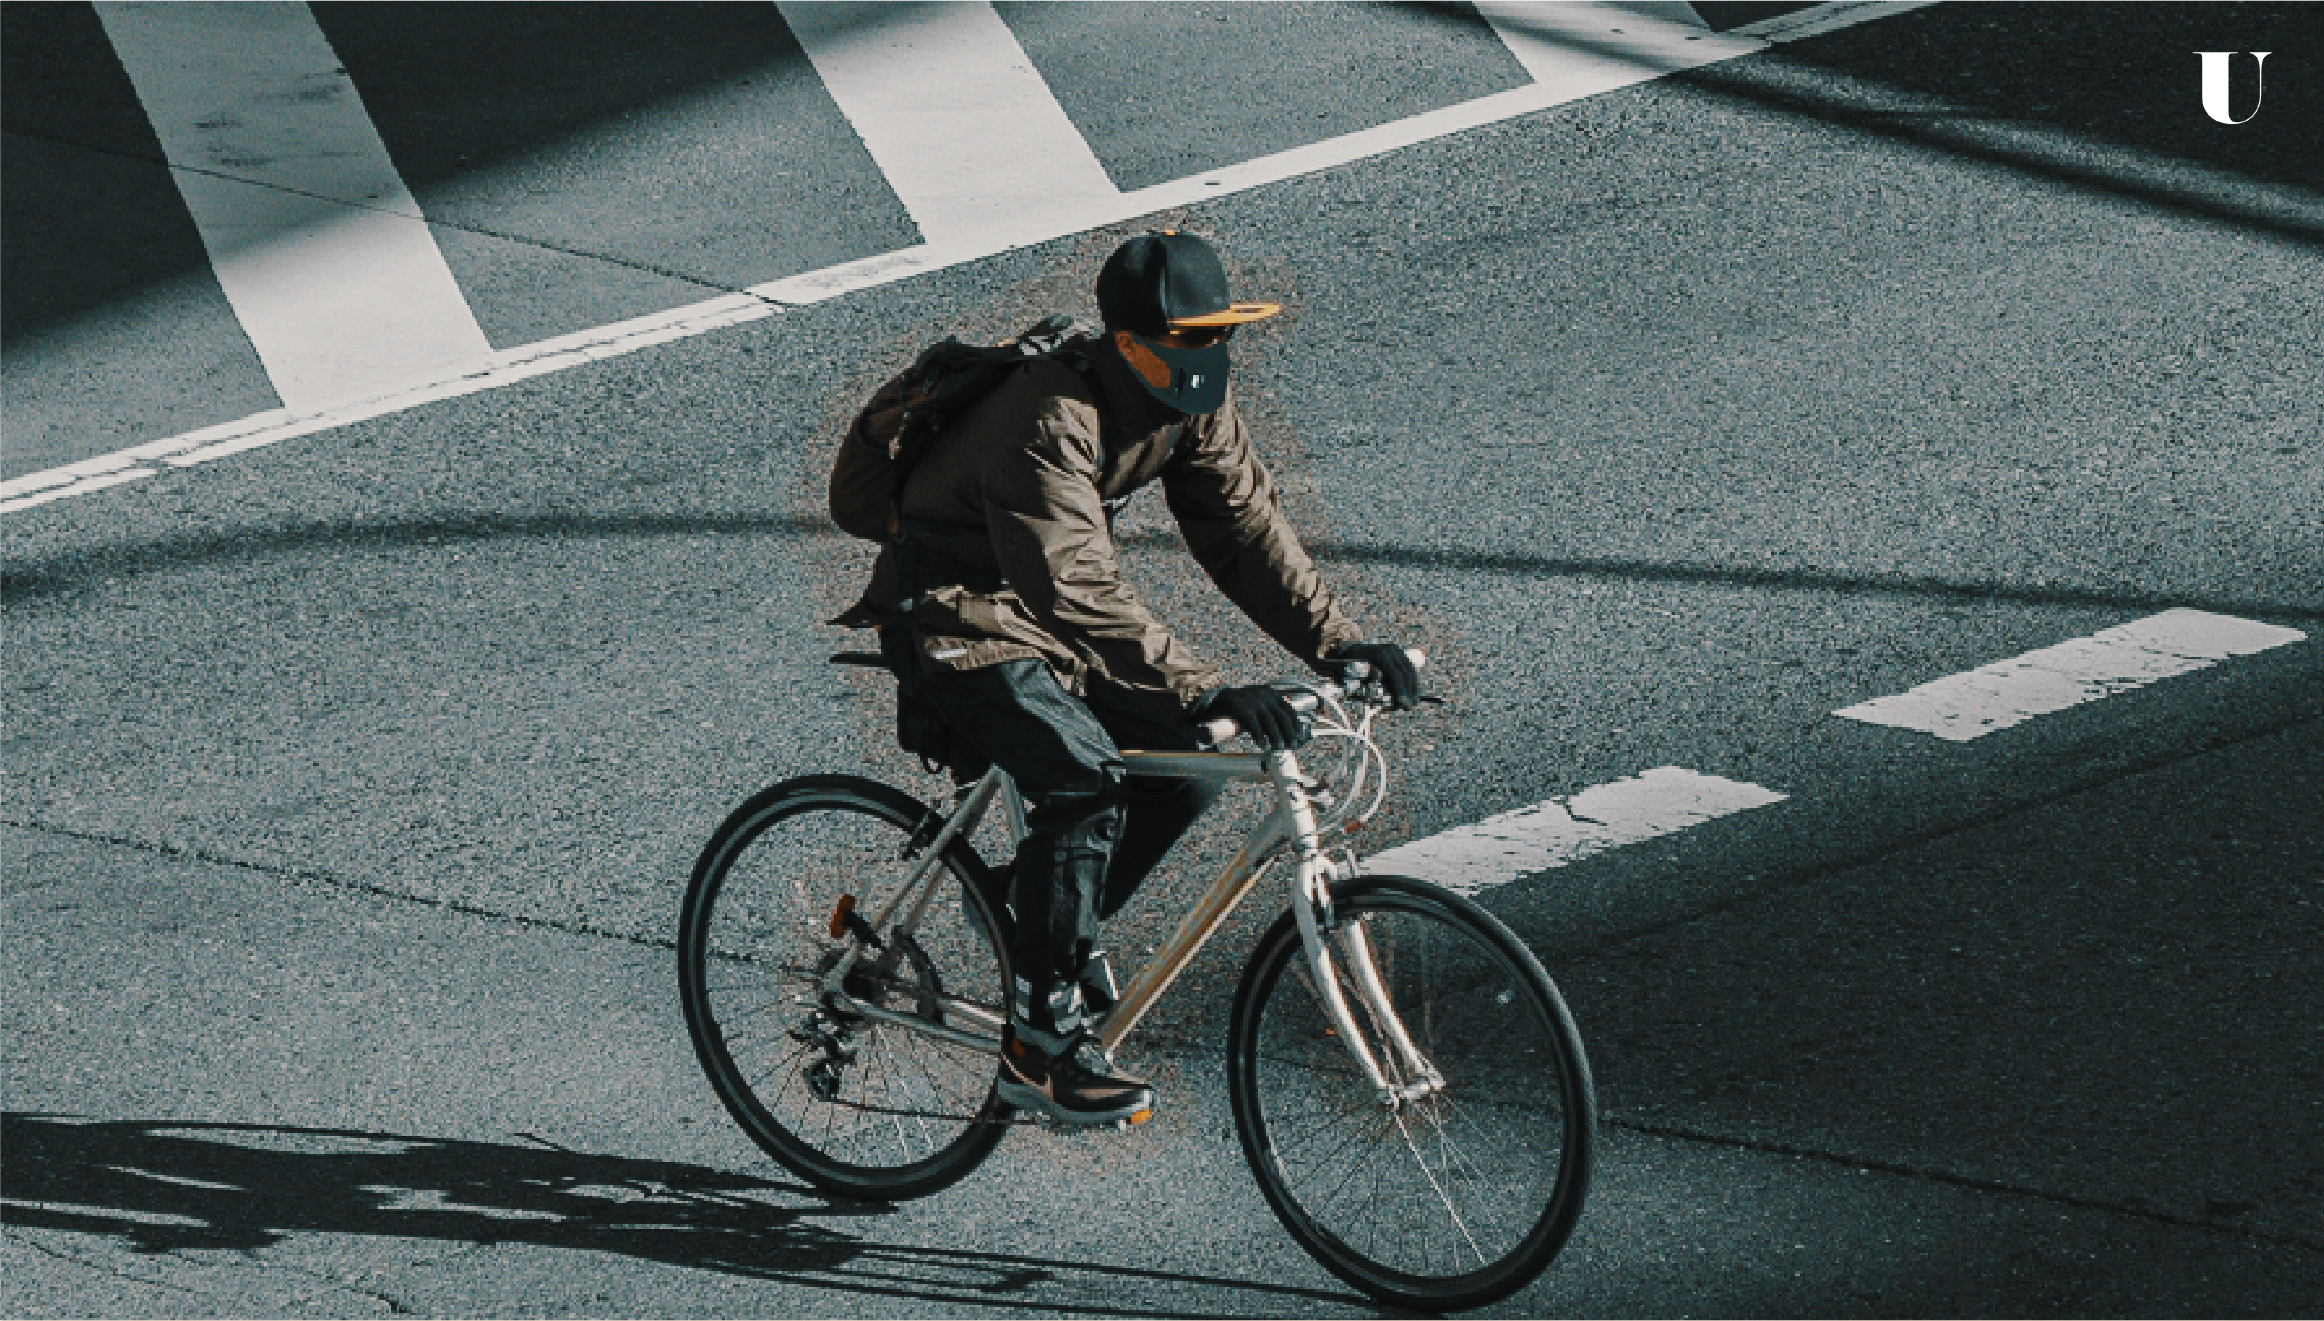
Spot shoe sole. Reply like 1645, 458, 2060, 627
995, 1079, 1156, 1128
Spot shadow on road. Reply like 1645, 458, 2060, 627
1412, 1, 2322, 249
10, 508, 2317, 630
0, 1115, 1373, 1318
1548, 717, 2324, 1254
0, 511, 828, 604
1305, 538, 2324, 626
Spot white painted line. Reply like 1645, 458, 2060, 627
1478, 1, 1766, 97
752, 238, 999, 307
776, 1, 1120, 245
1363, 767, 1787, 897
0, 468, 155, 513
163, 293, 779, 467
1729, 1, 1941, 43
3, 426, 246, 504
0, 471, 78, 501
93, 1, 493, 412
1835, 609, 2308, 742
7, 294, 778, 508
123, 408, 299, 461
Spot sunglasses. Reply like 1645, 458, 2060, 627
1156, 323, 1237, 350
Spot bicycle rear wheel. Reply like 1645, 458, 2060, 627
679, 774, 1014, 1200
1227, 875, 1594, 1311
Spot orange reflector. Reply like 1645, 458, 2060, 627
828, 894, 857, 940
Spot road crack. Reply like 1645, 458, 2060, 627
3, 1226, 216, 1302
0, 817, 673, 953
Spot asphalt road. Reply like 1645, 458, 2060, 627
6, 3, 2322, 1316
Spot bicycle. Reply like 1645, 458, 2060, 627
677, 652, 1594, 1311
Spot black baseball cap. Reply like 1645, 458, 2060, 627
1096, 232, 1282, 337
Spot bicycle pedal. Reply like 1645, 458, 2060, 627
1023, 1106, 1154, 1134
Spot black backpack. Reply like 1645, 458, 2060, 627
827, 314, 1095, 542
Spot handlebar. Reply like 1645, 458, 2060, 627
1197, 649, 1427, 746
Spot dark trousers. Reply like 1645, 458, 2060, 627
916, 659, 1220, 987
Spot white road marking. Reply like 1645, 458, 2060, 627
12, 1, 1917, 514
1727, 0, 1940, 43
775, 1, 1120, 245
92, 1, 492, 413
160, 294, 780, 469
1835, 609, 2308, 742
2, 296, 779, 512
0, 467, 158, 510
1363, 767, 1787, 897
1477, 2, 1765, 97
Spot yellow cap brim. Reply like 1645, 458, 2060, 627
1171, 301, 1283, 328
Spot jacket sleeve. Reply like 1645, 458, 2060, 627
982, 396, 1227, 716
1162, 395, 1363, 670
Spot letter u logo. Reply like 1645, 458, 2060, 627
2197, 51, 2270, 124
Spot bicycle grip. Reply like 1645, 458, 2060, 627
1341, 646, 1427, 684
1197, 649, 1426, 744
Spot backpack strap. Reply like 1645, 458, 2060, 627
895, 322, 1193, 600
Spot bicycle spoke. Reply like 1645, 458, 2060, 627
1393, 1107, 1487, 1268
680, 778, 1014, 1199
862, 1026, 921, 1160
1299, 1106, 1399, 1208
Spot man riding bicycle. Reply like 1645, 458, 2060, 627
838, 232, 1420, 1127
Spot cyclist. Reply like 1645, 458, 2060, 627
837, 231, 1420, 1126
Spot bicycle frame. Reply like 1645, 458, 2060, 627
817, 739, 1444, 1107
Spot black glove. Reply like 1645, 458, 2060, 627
1326, 641, 1422, 710
1197, 684, 1309, 750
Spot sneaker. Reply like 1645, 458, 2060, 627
997, 1026, 1158, 1128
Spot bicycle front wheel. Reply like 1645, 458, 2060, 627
1227, 875, 1594, 1312
679, 774, 1013, 1200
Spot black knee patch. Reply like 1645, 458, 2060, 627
1029, 764, 1127, 848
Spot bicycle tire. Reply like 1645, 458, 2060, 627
679, 774, 1014, 1200
1227, 875, 1594, 1311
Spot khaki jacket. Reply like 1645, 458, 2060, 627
838, 338, 1360, 726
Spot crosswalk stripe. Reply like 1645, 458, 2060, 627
1476, 2, 1767, 96
1834, 609, 2309, 742
92, 0, 492, 412
1364, 767, 1787, 896
775, 1, 1120, 245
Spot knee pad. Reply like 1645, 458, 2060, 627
1028, 764, 1127, 851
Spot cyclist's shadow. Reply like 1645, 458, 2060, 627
0, 1113, 1377, 1317
0, 1112, 873, 1269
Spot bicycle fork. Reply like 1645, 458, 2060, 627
1274, 752, 1446, 1109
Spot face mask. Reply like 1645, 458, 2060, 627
1116, 332, 1230, 415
